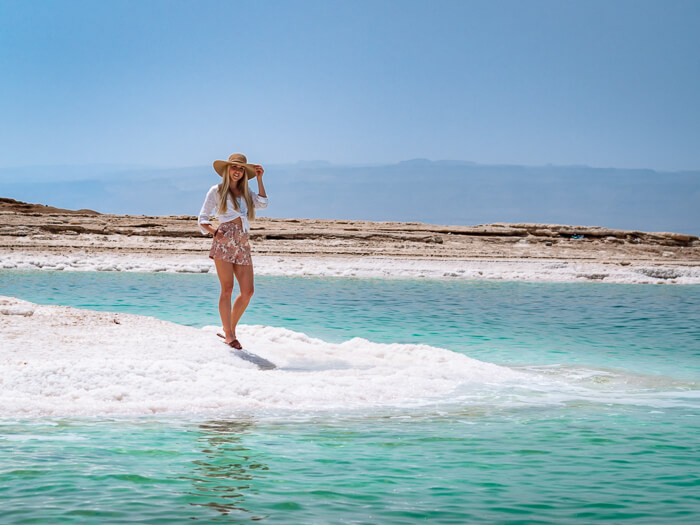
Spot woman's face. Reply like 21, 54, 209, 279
228, 164, 245, 183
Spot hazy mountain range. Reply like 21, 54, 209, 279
2, 160, 698, 234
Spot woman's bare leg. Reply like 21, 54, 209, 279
214, 258, 236, 344
231, 263, 255, 339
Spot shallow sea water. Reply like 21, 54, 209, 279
1, 271, 699, 523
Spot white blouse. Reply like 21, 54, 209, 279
197, 184, 268, 235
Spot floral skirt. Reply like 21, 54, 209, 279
209, 220, 252, 265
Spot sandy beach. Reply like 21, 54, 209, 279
1, 197, 699, 284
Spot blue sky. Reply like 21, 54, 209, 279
1, 0, 699, 171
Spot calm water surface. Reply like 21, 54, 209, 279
2, 270, 699, 376
1, 270, 699, 523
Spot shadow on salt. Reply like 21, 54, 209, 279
233, 349, 277, 370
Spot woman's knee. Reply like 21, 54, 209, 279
240, 286, 254, 300
220, 282, 234, 296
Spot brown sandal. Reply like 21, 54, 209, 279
217, 332, 243, 350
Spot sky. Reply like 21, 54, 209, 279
0, 0, 699, 172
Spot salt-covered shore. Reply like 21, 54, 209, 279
1, 197, 699, 284
3, 296, 695, 418
0, 296, 522, 417
2, 250, 700, 284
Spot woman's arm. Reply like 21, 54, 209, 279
197, 186, 219, 235
252, 165, 268, 209
200, 222, 217, 235
254, 165, 267, 198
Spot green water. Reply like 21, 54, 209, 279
2, 410, 698, 524
2, 270, 699, 377
1, 271, 699, 523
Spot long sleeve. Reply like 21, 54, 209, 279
197, 186, 218, 235
252, 192, 268, 210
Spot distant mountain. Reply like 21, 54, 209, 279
1, 160, 698, 234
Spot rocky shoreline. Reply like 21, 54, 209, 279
2, 197, 698, 262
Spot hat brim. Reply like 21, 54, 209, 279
213, 160, 257, 179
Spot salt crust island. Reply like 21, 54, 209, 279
0, 295, 526, 417
1, 198, 699, 284
3, 295, 694, 418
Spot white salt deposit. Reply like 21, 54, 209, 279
1, 296, 694, 418
0, 296, 526, 417
1, 251, 699, 284
0, 296, 35, 317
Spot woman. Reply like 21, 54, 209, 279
198, 153, 268, 349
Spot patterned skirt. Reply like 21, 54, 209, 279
209, 220, 252, 265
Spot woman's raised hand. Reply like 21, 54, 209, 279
253, 164, 264, 178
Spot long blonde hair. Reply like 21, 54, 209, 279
217, 168, 255, 221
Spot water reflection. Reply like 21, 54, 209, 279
184, 419, 269, 521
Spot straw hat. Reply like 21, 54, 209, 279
213, 153, 257, 179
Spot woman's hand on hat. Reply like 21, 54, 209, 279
254, 164, 264, 178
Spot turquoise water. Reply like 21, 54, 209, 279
1, 270, 699, 523
2, 270, 699, 377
